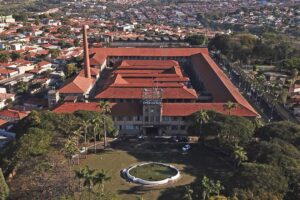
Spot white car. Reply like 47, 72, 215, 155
182, 144, 191, 152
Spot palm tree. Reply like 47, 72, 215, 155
233, 144, 248, 169
81, 166, 96, 200
183, 186, 193, 200
74, 167, 85, 192
0, 168, 9, 200
78, 166, 111, 200
99, 101, 112, 149
89, 117, 102, 154
63, 137, 80, 184
93, 169, 111, 195
99, 101, 111, 114
79, 120, 91, 157
223, 101, 236, 115
195, 110, 209, 138
200, 176, 224, 200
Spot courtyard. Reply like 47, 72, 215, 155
76, 138, 232, 200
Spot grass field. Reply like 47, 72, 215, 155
75, 141, 231, 200
129, 163, 178, 181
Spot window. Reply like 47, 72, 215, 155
180, 125, 185, 130
163, 116, 171, 122
156, 116, 160, 122
150, 116, 154, 122
171, 125, 177, 130
145, 116, 149, 122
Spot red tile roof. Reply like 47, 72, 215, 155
53, 102, 100, 113
59, 75, 95, 94
162, 103, 258, 117
95, 58, 196, 100
59, 68, 99, 94
53, 102, 257, 117
53, 102, 142, 116
191, 53, 258, 115
37, 61, 51, 67
95, 87, 197, 99
0, 119, 8, 126
0, 109, 29, 120
0, 93, 15, 101
89, 47, 209, 65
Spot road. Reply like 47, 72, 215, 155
213, 54, 299, 123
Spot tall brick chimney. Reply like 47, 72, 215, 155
83, 25, 91, 78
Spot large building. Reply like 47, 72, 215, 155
54, 26, 259, 136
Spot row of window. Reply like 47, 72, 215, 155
118, 125, 186, 131
113, 116, 185, 122
119, 125, 140, 130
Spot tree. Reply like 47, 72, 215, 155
63, 137, 80, 179
77, 166, 110, 200
75, 167, 86, 192
78, 120, 91, 157
93, 169, 111, 195
223, 101, 236, 115
199, 176, 224, 200
74, 39, 80, 47
202, 111, 255, 147
0, 168, 9, 200
0, 53, 10, 63
99, 101, 112, 148
194, 110, 209, 138
4, 98, 13, 108
183, 185, 194, 200
89, 117, 102, 153
291, 68, 299, 81
13, 14, 28, 22
99, 101, 111, 114
49, 49, 61, 58
185, 34, 207, 45
255, 121, 300, 146
10, 52, 21, 61
65, 63, 77, 78
233, 144, 248, 169
57, 26, 71, 35
81, 166, 95, 200
232, 163, 288, 198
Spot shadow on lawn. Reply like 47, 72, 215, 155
110, 139, 233, 199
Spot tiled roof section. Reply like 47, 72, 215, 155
191, 53, 258, 116
111, 102, 142, 116
162, 103, 258, 117
53, 102, 100, 113
53, 102, 257, 117
95, 59, 196, 100
59, 75, 95, 94
78, 67, 100, 77
53, 102, 142, 116
95, 87, 198, 99
0, 119, 8, 126
37, 61, 51, 67
120, 60, 179, 68
0, 109, 29, 120
59, 68, 99, 94
0, 93, 15, 101
0, 68, 17, 75
90, 48, 209, 65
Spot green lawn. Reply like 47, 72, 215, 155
129, 163, 178, 181
75, 141, 231, 200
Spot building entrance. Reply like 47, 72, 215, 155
145, 127, 159, 136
